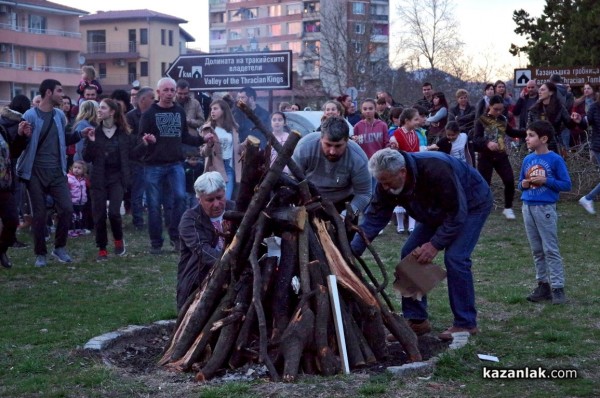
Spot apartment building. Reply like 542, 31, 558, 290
79, 9, 196, 93
208, 0, 389, 101
0, 0, 86, 105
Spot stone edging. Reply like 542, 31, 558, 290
83, 319, 176, 351
386, 331, 471, 378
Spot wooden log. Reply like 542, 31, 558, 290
249, 213, 280, 381
161, 130, 302, 367
271, 230, 298, 341
195, 319, 242, 382
313, 218, 378, 307
338, 297, 365, 368
236, 135, 264, 212
298, 219, 311, 299
159, 264, 229, 365
162, 284, 235, 370
266, 206, 308, 232
281, 304, 315, 382
354, 302, 387, 362
237, 101, 306, 182
229, 256, 277, 369
312, 284, 340, 376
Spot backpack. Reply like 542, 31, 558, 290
0, 126, 12, 192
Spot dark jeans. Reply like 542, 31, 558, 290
0, 192, 18, 253
91, 179, 124, 250
400, 205, 491, 328
26, 167, 73, 255
477, 154, 515, 209
130, 162, 145, 228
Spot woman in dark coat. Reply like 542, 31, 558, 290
82, 98, 140, 261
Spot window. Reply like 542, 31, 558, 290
86, 30, 106, 53
304, 41, 319, 54
267, 24, 282, 36
168, 30, 173, 46
98, 63, 106, 78
246, 27, 259, 38
230, 7, 258, 21
304, 22, 320, 33
355, 23, 365, 35
141, 61, 148, 77
129, 29, 137, 52
287, 22, 301, 35
353, 41, 362, 53
268, 5, 281, 17
161, 29, 166, 45
352, 2, 366, 15
28, 14, 46, 34
287, 3, 302, 15
288, 41, 301, 54
140, 28, 148, 45
229, 29, 242, 40
270, 43, 282, 51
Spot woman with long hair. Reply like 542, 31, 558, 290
527, 82, 585, 154
426, 91, 449, 143
473, 95, 526, 220
82, 98, 138, 261
73, 100, 98, 161
200, 99, 240, 200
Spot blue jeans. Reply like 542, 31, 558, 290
400, 207, 491, 329
585, 150, 600, 200
130, 162, 146, 228
224, 158, 235, 200
144, 163, 186, 248
522, 204, 564, 288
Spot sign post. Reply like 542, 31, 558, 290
514, 66, 600, 88
165, 51, 293, 92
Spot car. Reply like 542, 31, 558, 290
284, 111, 354, 137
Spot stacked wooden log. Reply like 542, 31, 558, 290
158, 105, 422, 382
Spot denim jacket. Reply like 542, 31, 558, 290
16, 108, 80, 181
351, 151, 492, 255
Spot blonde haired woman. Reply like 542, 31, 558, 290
73, 100, 98, 161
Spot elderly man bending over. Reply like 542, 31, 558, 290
177, 171, 235, 311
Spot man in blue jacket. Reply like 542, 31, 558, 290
17, 79, 83, 267
350, 149, 492, 341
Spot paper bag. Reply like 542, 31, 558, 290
393, 254, 447, 301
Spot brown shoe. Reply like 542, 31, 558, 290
407, 319, 432, 336
438, 326, 479, 341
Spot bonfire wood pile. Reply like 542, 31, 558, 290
158, 104, 422, 382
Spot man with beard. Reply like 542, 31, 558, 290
292, 116, 371, 216
350, 148, 492, 341
17, 79, 83, 267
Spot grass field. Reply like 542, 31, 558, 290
1, 198, 599, 397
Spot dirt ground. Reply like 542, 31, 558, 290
94, 322, 449, 397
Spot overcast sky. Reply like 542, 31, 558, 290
55, 0, 546, 79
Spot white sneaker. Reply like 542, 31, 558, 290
579, 196, 596, 214
502, 208, 516, 220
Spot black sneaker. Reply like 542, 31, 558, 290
170, 239, 181, 252
150, 247, 163, 255
527, 282, 551, 302
551, 288, 566, 305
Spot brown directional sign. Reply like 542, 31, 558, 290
514, 66, 600, 87
165, 51, 292, 91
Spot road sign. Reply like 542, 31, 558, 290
165, 51, 292, 91
514, 69, 532, 87
346, 86, 358, 100
514, 66, 600, 87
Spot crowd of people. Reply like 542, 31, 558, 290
1, 69, 599, 342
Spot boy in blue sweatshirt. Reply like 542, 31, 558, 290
518, 120, 571, 304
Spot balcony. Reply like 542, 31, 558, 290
0, 23, 81, 51
371, 34, 389, 43
370, 14, 389, 22
0, 62, 80, 86
82, 41, 140, 61
209, 0, 226, 9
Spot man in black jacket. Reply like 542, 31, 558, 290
351, 149, 492, 341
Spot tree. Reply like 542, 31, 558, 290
395, 0, 462, 71
312, 0, 390, 97
511, 0, 600, 66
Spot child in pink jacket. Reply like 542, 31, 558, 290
67, 160, 88, 237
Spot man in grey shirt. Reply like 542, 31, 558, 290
292, 116, 371, 216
